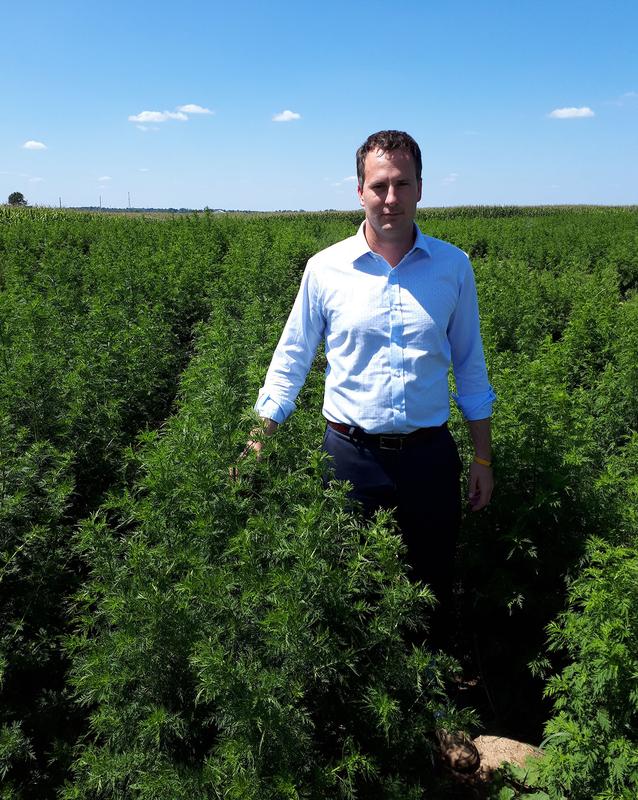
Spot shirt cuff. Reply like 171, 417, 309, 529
452, 386, 496, 421
253, 393, 295, 424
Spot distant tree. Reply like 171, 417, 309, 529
8, 191, 27, 206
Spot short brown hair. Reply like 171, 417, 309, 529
356, 130, 422, 188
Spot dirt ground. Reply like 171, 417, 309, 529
473, 734, 542, 776
435, 734, 543, 798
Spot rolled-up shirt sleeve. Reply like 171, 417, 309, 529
448, 258, 496, 421
254, 261, 326, 423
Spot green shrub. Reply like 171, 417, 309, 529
64, 322, 470, 798
0, 418, 77, 796
536, 539, 638, 800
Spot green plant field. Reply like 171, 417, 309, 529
1, 205, 637, 798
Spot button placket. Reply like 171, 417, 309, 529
387, 269, 406, 430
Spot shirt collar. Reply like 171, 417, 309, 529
350, 220, 431, 263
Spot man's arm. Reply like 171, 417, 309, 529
253, 260, 326, 425
235, 260, 325, 474
446, 257, 495, 511
467, 416, 493, 512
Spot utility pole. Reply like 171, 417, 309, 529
99, 195, 102, 209
59, 196, 62, 208
128, 191, 131, 209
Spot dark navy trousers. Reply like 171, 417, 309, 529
322, 423, 462, 638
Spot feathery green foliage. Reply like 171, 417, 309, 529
0, 205, 637, 797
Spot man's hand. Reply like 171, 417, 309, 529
466, 416, 493, 511
230, 418, 278, 481
468, 460, 493, 511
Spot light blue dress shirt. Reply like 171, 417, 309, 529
255, 222, 495, 434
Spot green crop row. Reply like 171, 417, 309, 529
0, 209, 234, 796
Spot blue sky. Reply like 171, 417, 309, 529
2, 0, 637, 210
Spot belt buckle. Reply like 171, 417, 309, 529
379, 435, 402, 451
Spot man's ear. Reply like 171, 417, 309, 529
417, 179, 423, 203
357, 183, 365, 208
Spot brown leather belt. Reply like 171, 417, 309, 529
326, 419, 446, 451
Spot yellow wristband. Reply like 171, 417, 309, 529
474, 456, 492, 467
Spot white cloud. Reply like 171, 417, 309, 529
332, 175, 358, 188
129, 104, 214, 127
98, 176, 112, 182
29, 177, 44, 183
442, 172, 459, 185
606, 91, 637, 107
22, 140, 47, 150
272, 109, 301, 122
128, 110, 188, 123
177, 103, 213, 115
138, 168, 150, 172
548, 106, 595, 119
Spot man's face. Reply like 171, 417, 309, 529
357, 148, 422, 244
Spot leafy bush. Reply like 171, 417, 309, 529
64, 314, 469, 799
0, 418, 76, 796
536, 539, 638, 800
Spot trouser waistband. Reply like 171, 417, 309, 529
326, 419, 447, 451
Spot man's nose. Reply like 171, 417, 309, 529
385, 185, 398, 205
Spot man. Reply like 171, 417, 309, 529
248, 130, 494, 632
